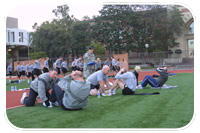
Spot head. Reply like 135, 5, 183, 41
71, 71, 84, 80
79, 57, 82, 60
18, 62, 21, 65
135, 66, 141, 73
10, 63, 12, 66
102, 65, 110, 75
49, 68, 58, 80
89, 46, 94, 54
97, 58, 100, 61
117, 59, 120, 61
59, 56, 63, 61
163, 66, 168, 71
38, 58, 42, 61
111, 56, 114, 60
46, 57, 49, 61
106, 58, 109, 61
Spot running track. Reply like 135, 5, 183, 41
6, 69, 194, 110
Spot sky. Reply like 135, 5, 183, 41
7, 3, 103, 31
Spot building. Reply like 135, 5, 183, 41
164, 5, 194, 65
6, 17, 30, 64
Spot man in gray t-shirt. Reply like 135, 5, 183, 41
87, 65, 111, 96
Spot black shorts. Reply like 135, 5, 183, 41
33, 69, 41, 76
18, 72, 22, 78
43, 67, 49, 73
117, 67, 120, 71
112, 66, 117, 71
26, 72, 32, 78
56, 67, 61, 74
62, 68, 67, 73
8, 71, 12, 76
90, 84, 100, 90
71, 67, 76, 71
122, 85, 135, 95
22, 71, 26, 76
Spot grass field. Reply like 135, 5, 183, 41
6, 73, 194, 128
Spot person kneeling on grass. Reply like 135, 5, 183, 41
87, 65, 113, 96
137, 67, 169, 89
49, 71, 90, 111
20, 68, 59, 107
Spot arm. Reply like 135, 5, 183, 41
99, 81, 107, 92
115, 71, 128, 79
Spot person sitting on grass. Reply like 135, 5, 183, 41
20, 68, 59, 107
109, 68, 137, 95
109, 68, 160, 95
49, 70, 90, 110
87, 65, 113, 96
137, 67, 169, 89
133, 66, 141, 86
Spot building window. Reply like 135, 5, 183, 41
11, 32, 15, 42
19, 32, 23, 42
7, 31, 10, 42
188, 22, 194, 34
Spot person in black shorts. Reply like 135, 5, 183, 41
7, 63, 13, 82
55, 57, 63, 75
17, 62, 22, 82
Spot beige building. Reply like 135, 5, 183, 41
165, 5, 194, 64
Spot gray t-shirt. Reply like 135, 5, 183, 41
26, 64, 32, 72
115, 71, 137, 92
112, 59, 116, 66
33, 60, 41, 69
43, 60, 49, 68
7, 65, 13, 71
55, 59, 61, 68
61, 62, 67, 69
86, 70, 108, 85
17, 65, 22, 72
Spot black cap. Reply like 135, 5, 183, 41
89, 46, 94, 50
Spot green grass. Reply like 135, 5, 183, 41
6, 73, 194, 128
6, 80, 31, 91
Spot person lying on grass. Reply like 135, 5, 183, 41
50, 70, 90, 110
137, 67, 169, 89
87, 65, 113, 96
20, 68, 59, 107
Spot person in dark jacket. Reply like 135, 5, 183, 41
133, 66, 141, 86
137, 67, 168, 89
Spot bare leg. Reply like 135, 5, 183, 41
110, 79, 125, 91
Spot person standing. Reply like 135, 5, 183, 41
116, 59, 120, 71
55, 57, 63, 75
95, 58, 101, 71
26, 61, 32, 84
76, 57, 82, 71
33, 58, 42, 80
21, 62, 26, 81
111, 56, 117, 76
17, 62, 22, 82
83, 46, 96, 78
71, 58, 76, 72
103, 58, 111, 67
61, 60, 68, 76
43, 57, 49, 73
7, 63, 13, 82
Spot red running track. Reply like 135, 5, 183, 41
6, 69, 194, 110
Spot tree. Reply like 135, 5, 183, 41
91, 5, 185, 54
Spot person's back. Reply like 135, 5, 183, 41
63, 80, 90, 109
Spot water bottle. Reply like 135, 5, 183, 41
97, 90, 101, 98
11, 86, 14, 91
15, 86, 17, 91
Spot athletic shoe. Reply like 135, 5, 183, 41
111, 90, 116, 95
20, 92, 27, 104
136, 85, 143, 89
102, 93, 112, 96
52, 101, 59, 106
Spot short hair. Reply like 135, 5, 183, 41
135, 66, 141, 72
49, 68, 58, 72
74, 71, 83, 78
18, 62, 20, 64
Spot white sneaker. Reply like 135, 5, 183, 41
20, 92, 27, 104
111, 90, 116, 95
102, 93, 112, 96
136, 85, 143, 89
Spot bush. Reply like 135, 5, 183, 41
29, 51, 47, 59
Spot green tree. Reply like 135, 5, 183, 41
92, 5, 185, 54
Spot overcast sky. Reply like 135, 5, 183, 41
7, 3, 103, 31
